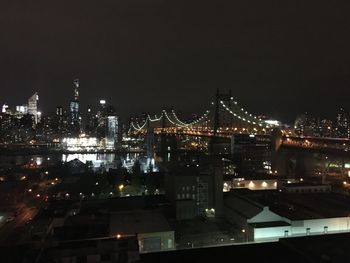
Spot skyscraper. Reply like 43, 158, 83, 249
28, 92, 39, 124
335, 107, 349, 138
70, 79, 80, 120
69, 100, 79, 122
96, 101, 119, 149
85, 105, 98, 136
69, 79, 80, 135
73, 78, 79, 100
106, 115, 119, 149
56, 106, 63, 116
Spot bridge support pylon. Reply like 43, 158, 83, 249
209, 89, 232, 154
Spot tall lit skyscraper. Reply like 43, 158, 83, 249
106, 115, 119, 149
2, 104, 9, 113
335, 107, 349, 138
56, 106, 63, 116
294, 113, 307, 136
28, 92, 39, 123
95, 101, 119, 149
70, 79, 80, 123
70, 101, 79, 121
73, 78, 79, 100
85, 105, 98, 136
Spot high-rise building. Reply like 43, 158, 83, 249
70, 79, 80, 122
320, 119, 333, 137
56, 106, 63, 116
95, 101, 120, 149
294, 113, 307, 136
335, 107, 349, 138
294, 112, 317, 137
69, 79, 80, 135
85, 105, 98, 136
28, 92, 39, 124
2, 104, 9, 114
73, 78, 79, 100
16, 105, 28, 114
69, 101, 79, 122
99, 99, 106, 108
106, 116, 119, 149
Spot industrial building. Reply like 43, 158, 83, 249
224, 189, 350, 242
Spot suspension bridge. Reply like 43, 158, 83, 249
127, 88, 350, 178
128, 90, 282, 138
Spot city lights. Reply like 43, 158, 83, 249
1, 2, 350, 260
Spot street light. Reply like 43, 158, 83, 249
241, 229, 248, 242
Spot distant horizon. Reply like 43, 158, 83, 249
1, 86, 347, 126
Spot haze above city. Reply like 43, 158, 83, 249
1, 1, 350, 122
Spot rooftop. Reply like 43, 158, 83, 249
140, 232, 350, 263
249, 221, 291, 228
228, 189, 350, 220
110, 210, 172, 236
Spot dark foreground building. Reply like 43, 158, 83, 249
2, 232, 350, 262
141, 233, 350, 263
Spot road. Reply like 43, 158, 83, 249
0, 206, 38, 246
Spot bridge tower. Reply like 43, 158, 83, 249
160, 110, 168, 161
213, 89, 231, 136
145, 121, 154, 160
209, 89, 232, 153
271, 128, 283, 174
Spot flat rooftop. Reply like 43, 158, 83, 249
53, 224, 109, 241
110, 210, 172, 236
140, 241, 300, 263
80, 195, 170, 213
227, 189, 350, 220
140, 232, 350, 263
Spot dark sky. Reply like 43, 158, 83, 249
1, 0, 350, 123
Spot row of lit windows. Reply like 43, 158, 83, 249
177, 193, 196, 200
181, 185, 196, 191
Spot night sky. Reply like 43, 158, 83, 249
1, 1, 350, 123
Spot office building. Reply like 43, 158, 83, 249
106, 115, 119, 149
28, 92, 39, 124
335, 107, 350, 138
165, 162, 223, 220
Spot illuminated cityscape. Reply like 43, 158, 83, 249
1, 1, 350, 263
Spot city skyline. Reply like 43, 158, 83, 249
1, 85, 349, 126
1, 1, 350, 122
2, 2, 350, 261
